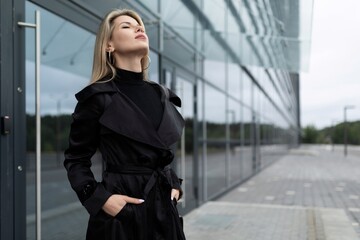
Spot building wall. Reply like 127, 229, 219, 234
1, 0, 304, 239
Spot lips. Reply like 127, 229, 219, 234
135, 34, 147, 40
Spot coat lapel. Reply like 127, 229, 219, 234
155, 84, 185, 147
98, 81, 184, 149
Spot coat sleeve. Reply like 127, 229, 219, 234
166, 143, 184, 199
64, 93, 112, 216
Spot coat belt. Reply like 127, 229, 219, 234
105, 164, 171, 200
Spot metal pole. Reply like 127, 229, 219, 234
344, 107, 347, 157
56, 100, 60, 166
35, 10, 42, 240
331, 119, 337, 152
18, 10, 41, 240
344, 105, 355, 157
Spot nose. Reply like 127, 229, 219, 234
136, 25, 144, 33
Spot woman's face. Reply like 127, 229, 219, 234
108, 15, 149, 58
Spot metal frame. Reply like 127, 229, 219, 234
1, 0, 26, 239
29, 0, 100, 33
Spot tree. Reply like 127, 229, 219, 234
302, 125, 318, 143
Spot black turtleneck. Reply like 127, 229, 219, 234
114, 68, 163, 129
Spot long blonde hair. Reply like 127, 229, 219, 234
90, 9, 149, 84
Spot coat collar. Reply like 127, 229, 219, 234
78, 79, 184, 149
75, 79, 117, 102
75, 79, 182, 107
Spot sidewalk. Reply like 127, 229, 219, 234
184, 145, 360, 240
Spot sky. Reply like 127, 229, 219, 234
301, 0, 360, 129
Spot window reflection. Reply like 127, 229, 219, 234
161, 0, 195, 45
242, 73, 252, 107
228, 99, 241, 184
204, 84, 226, 198
148, 50, 159, 82
204, 60, 226, 90
26, 2, 97, 239
228, 62, 241, 100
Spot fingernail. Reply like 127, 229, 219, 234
171, 197, 174, 200
139, 199, 145, 203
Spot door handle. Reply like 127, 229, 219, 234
18, 10, 42, 240
1, 116, 11, 135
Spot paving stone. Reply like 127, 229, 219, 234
184, 202, 357, 240
214, 145, 360, 239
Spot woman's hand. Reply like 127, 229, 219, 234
102, 194, 144, 217
171, 189, 180, 201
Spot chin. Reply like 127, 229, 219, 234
137, 46, 149, 56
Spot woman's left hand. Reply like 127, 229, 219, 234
171, 189, 180, 201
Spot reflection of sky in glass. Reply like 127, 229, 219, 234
227, 62, 241, 100
205, 84, 225, 124
162, 0, 195, 45
26, 2, 93, 115
26, 2, 95, 78
26, 61, 89, 115
148, 50, 159, 82
176, 77, 193, 119
204, 0, 225, 32
204, 60, 225, 90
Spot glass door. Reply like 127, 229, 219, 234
24, 2, 99, 239
163, 66, 197, 214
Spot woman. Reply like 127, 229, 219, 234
64, 9, 186, 240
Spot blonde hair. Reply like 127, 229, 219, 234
90, 9, 149, 84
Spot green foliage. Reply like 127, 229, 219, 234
26, 114, 72, 152
28, 114, 359, 152
301, 121, 360, 145
302, 125, 319, 143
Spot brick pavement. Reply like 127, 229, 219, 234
184, 145, 360, 240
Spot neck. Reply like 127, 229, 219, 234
114, 55, 142, 73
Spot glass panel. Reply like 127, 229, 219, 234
145, 20, 160, 51
253, 83, 261, 116
239, 0, 254, 34
199, 0, 313, 72
163, 34, 195, 72
226, 2, 240, 34
138, 0, 158, 14
227, 62, 241, 100
26, 2, 99, 239
197, 79, 205, 202
206, 143, 226, 198
242, 72, 252, 107
175, 76, 196, 211
228, 99, 241, 184
203, 0, 225, 32
148, 50, 159, 82
203, 30, 226, 62
242, 106, 253, 179
204, 84, 226, 198
164, 69, 196, 213
162, 0, 195, 45
204, 59, 226, 90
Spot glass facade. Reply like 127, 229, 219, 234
0, 0, 312, 239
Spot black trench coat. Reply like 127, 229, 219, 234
64, 79, 186, 240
